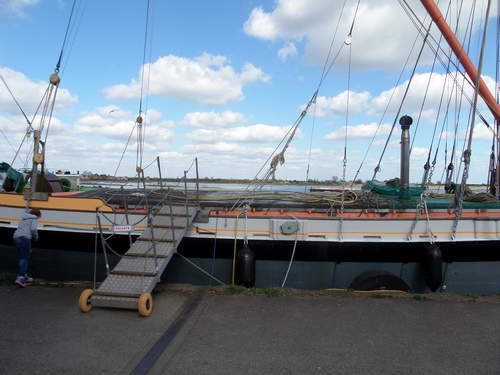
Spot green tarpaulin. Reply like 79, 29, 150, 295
363, 180, 500, 209
0, 162, 26, 193
363, 180, 425, 197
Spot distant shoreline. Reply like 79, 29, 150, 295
80, 177, 488, 189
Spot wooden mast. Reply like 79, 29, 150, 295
420, 0, 499, 121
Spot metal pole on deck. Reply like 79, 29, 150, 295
184, 170, 189, 227
156, 156, 163, 191
141, 169, 158, 270
195, 157, 200, 204
30, 129, 42, 195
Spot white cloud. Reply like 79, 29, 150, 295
324, 122, 393, 140
373, 139, 400, 148
0, 67, 78, 114
103, 53, 270, 106
0, 0, 40, 16
369, 72, 497, 123
74, 106, 174, 145
244, 0, 497, 69
182, 110, 246, 128
306, 91, 370, 117
0, 113, 69, 137
244, 7, 281, 40
278, 42, 298, 61
411, 146, 429, 160
183, 142, 274, 158
471, 123, 496, 141
185, 124, 301, 144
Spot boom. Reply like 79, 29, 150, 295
420, 0, 499, 121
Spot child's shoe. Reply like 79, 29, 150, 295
23, 275, 33, 283
15, 276, 27, 287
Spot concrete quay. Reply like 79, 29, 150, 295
1, 284, 499, 374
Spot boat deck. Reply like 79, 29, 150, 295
72, 187, 500, 211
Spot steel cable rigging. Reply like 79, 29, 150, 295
113, 0, 153, 178
2, 0, 82, 179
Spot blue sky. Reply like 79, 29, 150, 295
0, 0, 498, 184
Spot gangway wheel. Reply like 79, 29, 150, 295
79, 289, 94, 313
138, 293, 153, 317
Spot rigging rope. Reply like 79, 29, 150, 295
317, 0, 349, 89
60, 0, 86, 76
135, 0, 152, 173
400, 0, 492, 125
371, 15, 434, 181
304, 96, 317, 188
495, 0, 500, 194
452, 0, 492, 237
340, 0, 359, 219
446, 0, 477, 188
410, 0, 451, 155
249, 0, 353, 188
113, 123, 137, 177
422, 46, 453, 186
351, 10, 432, 185
55, 0, 78, 72
236, 0, 362, 212
303, 0, 349, 190
0, 73, 33, 132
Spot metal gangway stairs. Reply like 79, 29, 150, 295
80, 204, 198, 316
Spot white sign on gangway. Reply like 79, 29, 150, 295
113, 225, 134, 232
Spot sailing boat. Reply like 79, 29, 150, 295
1, 0, 499, 296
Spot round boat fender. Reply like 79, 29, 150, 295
138, 293, 153, 317
236, 245, 255, 288
424, 244, 443, 292
349, 270, 410, 292
78, 289, 94, 313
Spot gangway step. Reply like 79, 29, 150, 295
97, 274, 156, 296
157, 205, 198, 217
152, 215, 192, 227
139, 227, 187, 241
136, 237, 175, 243
126, 241, 175, 257
111, 256, 167, 276
152, 225, 185, 230
111, 270, 157, 277
125, 253, 167, 259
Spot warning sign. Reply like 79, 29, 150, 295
113, 225, 133, 232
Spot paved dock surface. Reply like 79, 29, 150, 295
1, 285, 499, 374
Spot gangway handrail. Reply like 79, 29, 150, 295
92, 156, 201, 285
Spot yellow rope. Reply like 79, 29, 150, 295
325, 288, 408, 294
231, 213, 244, 285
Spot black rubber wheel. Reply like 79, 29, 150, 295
349, 270, 410, 291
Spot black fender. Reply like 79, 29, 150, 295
424, 244, 443, 292
235, 245, 255, 288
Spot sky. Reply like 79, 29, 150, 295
0, 0, 498, 184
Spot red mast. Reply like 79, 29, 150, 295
420, 0, 499, 121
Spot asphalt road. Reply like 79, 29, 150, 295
1, 285, 499, 374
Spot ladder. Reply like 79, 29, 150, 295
80, 204, 198, 316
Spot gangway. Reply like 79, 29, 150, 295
78, 204, 198, 316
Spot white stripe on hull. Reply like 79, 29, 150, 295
2, 205, 500, 243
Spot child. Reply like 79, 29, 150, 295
13, 208, 41, 287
